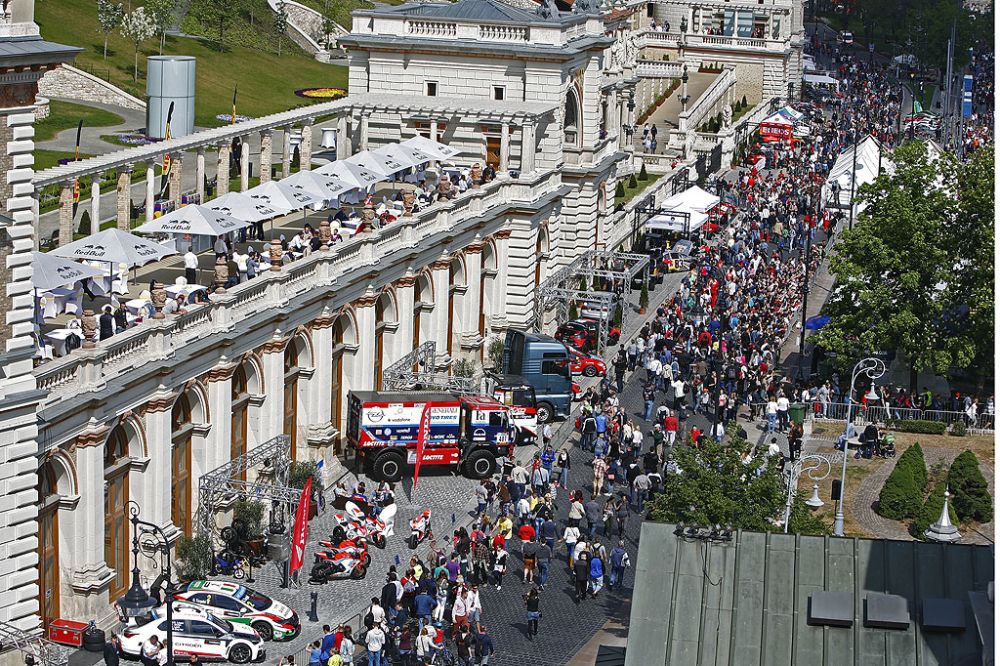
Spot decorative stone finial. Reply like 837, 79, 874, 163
924, 487, 962, 543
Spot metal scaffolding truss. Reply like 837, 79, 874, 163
381, 341, 483, 394
0, 620, 72, 666
195, 435, 297, 540
533, 250, 649, 355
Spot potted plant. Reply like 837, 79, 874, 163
487, 337, 506, 372
233, 499, 267, 557
288, 460, 319, 518
176, 534, 213, 582
638, 282, 650, 314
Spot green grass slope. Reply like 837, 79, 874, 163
36, 0, 348, 128
35, 99, 124, 142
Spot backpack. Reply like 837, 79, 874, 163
364, 608, 375, 629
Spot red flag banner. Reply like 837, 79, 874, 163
289, 476, 313, 576
413, 403, 432, 488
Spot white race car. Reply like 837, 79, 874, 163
121, 611, 265, 663
175, 580, 300, 641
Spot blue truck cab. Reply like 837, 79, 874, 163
502, 330, 575, 422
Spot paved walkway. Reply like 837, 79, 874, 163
633, 71, 717, 153
39, 98, 147, 156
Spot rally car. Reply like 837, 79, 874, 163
555, 319, 621, 351
173, 580, 300, 641
121, 610, 265, 663
568, 346, 607, 377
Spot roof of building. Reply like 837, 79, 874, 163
626, 522, 994, 666
354, 0, 592, 24
0, 36, 80, 67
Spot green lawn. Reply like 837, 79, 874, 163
35, 100, 124, 143
37, 0, 348, 129
35, 149, 94, 171
616, 173, 664, 207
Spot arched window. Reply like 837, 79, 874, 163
284, 343, 300, 459
37, 460, 61, 630
564, 88, 581, 147
232, 365, 250, 479
104, 427, 131, 601
171, 393, 194, 537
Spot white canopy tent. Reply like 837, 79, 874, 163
136, 204, 250, 236
822, 135, 892, 208
645, 185, 719, 234
207, 192, 285, 223
279, 170, 354, 203
660, 185, 720, 214
245, 180, 323, 213
315, 160, 384, 190
31, 251, 104, 291
52, 228, 176, 268
373, 143, 433, 170
802, 73, 840, 91
401, 135, 460, 160
346, 150, 409, 178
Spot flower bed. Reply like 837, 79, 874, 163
294, 87, 348, 100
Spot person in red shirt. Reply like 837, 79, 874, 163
690, 426, 701, 447
517, 522, 536, 544
663, 411, 679, 451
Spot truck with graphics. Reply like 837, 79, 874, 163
346, 391, 516, 481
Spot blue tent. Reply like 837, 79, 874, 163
804, 315, 831, 330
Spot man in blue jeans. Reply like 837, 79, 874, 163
643, 383, 656, 421
536, 543, 552, 589
365, 623, 387, 666
609, 540, 629, 589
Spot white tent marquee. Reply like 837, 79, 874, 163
645, 185, 720, 234
822, 135, 892, 209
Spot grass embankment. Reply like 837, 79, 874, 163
615, 173, 664, 207
35, 100, 124, 142
36, 0, 348, 129
295, 0, 407, 35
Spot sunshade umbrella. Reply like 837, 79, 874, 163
401, 136, 460, 160
279, 170, 354, 201
207, 192, 285, 223
136, 204, 250, 236
372, 144, 432, 169
245, 180, 322, 212
804, 314, 831, 330
31, 251, 104, 291
346, 150, 409, 178
315, 160, 384, 190
52, 227, 176, 269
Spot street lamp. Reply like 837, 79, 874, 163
832, 357, 887, 537
783, 453, 834, 533
115, 503, 176, 665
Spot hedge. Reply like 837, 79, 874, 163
911, 480, 960, 539
948, 450, 993, 522
887, 419, 947, 435
876, 442, 926, 520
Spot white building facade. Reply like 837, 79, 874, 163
0, 0, 650, 650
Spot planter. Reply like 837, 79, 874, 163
246, 537, 266, 557
639, 306, 647, 315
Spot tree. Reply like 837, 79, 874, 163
638, 282, 650, 312
638, 163, 648, 181
486, 336, 505, 372
191, 0, 237, 48
812, 142, 957, 389
614, 181, 625, 200
947, 450, 992, 522
787, 492, 831, 535
453, 358, 478, 378
648, 431, 787, 532
120, 7, 156, 82
876, 442, 926, 520
568, 301, 578, 320
96, 0, 124, 61
321, 15, 337, 50
273, 1, 289, 56
911, 481, 960, 539
144, 0, 177, 55
628, 173, 638, 189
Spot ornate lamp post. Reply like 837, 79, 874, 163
832, 357, 887, 537
783, 453, 834, 533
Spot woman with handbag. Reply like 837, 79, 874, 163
523, 586, 541, 639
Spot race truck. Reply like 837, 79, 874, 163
484, 373, 539, 446
346, 391, 516, 482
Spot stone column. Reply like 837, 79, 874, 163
259, 130, 273, 183
336, 115, 349, 159
499, 122, 510, 172
521, 121, 536, 173
461, 241, 484, 351
240, 139, 250, 192
217, 142, 231, 196
196, 147, 206, 202
145, 160, 156, 222
116, 166, 131, 230
300, 119, 314, 172
491, 230, 511, 328
353, 287, 378, 391
204, 360, 235, 474
58, 180, 73, 245
70, 423, 116, 597
360, 114, 370, 152
169, 152, 183, 207
307, 311, 335, 444
89, 174, 101, 230
430, 252, 452, 355
141, 386, 178, 530
281, 128, 292, 179
392, 270, 416, 364
259, 332, 288, 440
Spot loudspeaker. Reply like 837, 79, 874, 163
831, 479, 842, 501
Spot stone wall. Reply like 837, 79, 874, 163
33, 96, 50, 120
39, 64, 145, 112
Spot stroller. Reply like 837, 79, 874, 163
880, 433, 896, 458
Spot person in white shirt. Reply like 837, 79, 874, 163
767, 437, 782, 457
766, 397, 778, 433
233, 251, 249, 283
183, 246, 198, 285
776, 392, 790, 432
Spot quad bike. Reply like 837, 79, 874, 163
308, 550, 367, 584
317, 537, 371, 568
407, 509, 433, 550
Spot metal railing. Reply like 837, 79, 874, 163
748, 401, 995, 432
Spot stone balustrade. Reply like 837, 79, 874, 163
406, 20, 457, 37
478, 24, 529, 42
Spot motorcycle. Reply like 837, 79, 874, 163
330, 503, 391, 549
308, 551, 367, 584
407, 509, 433, 550
317, 537, 371, 567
